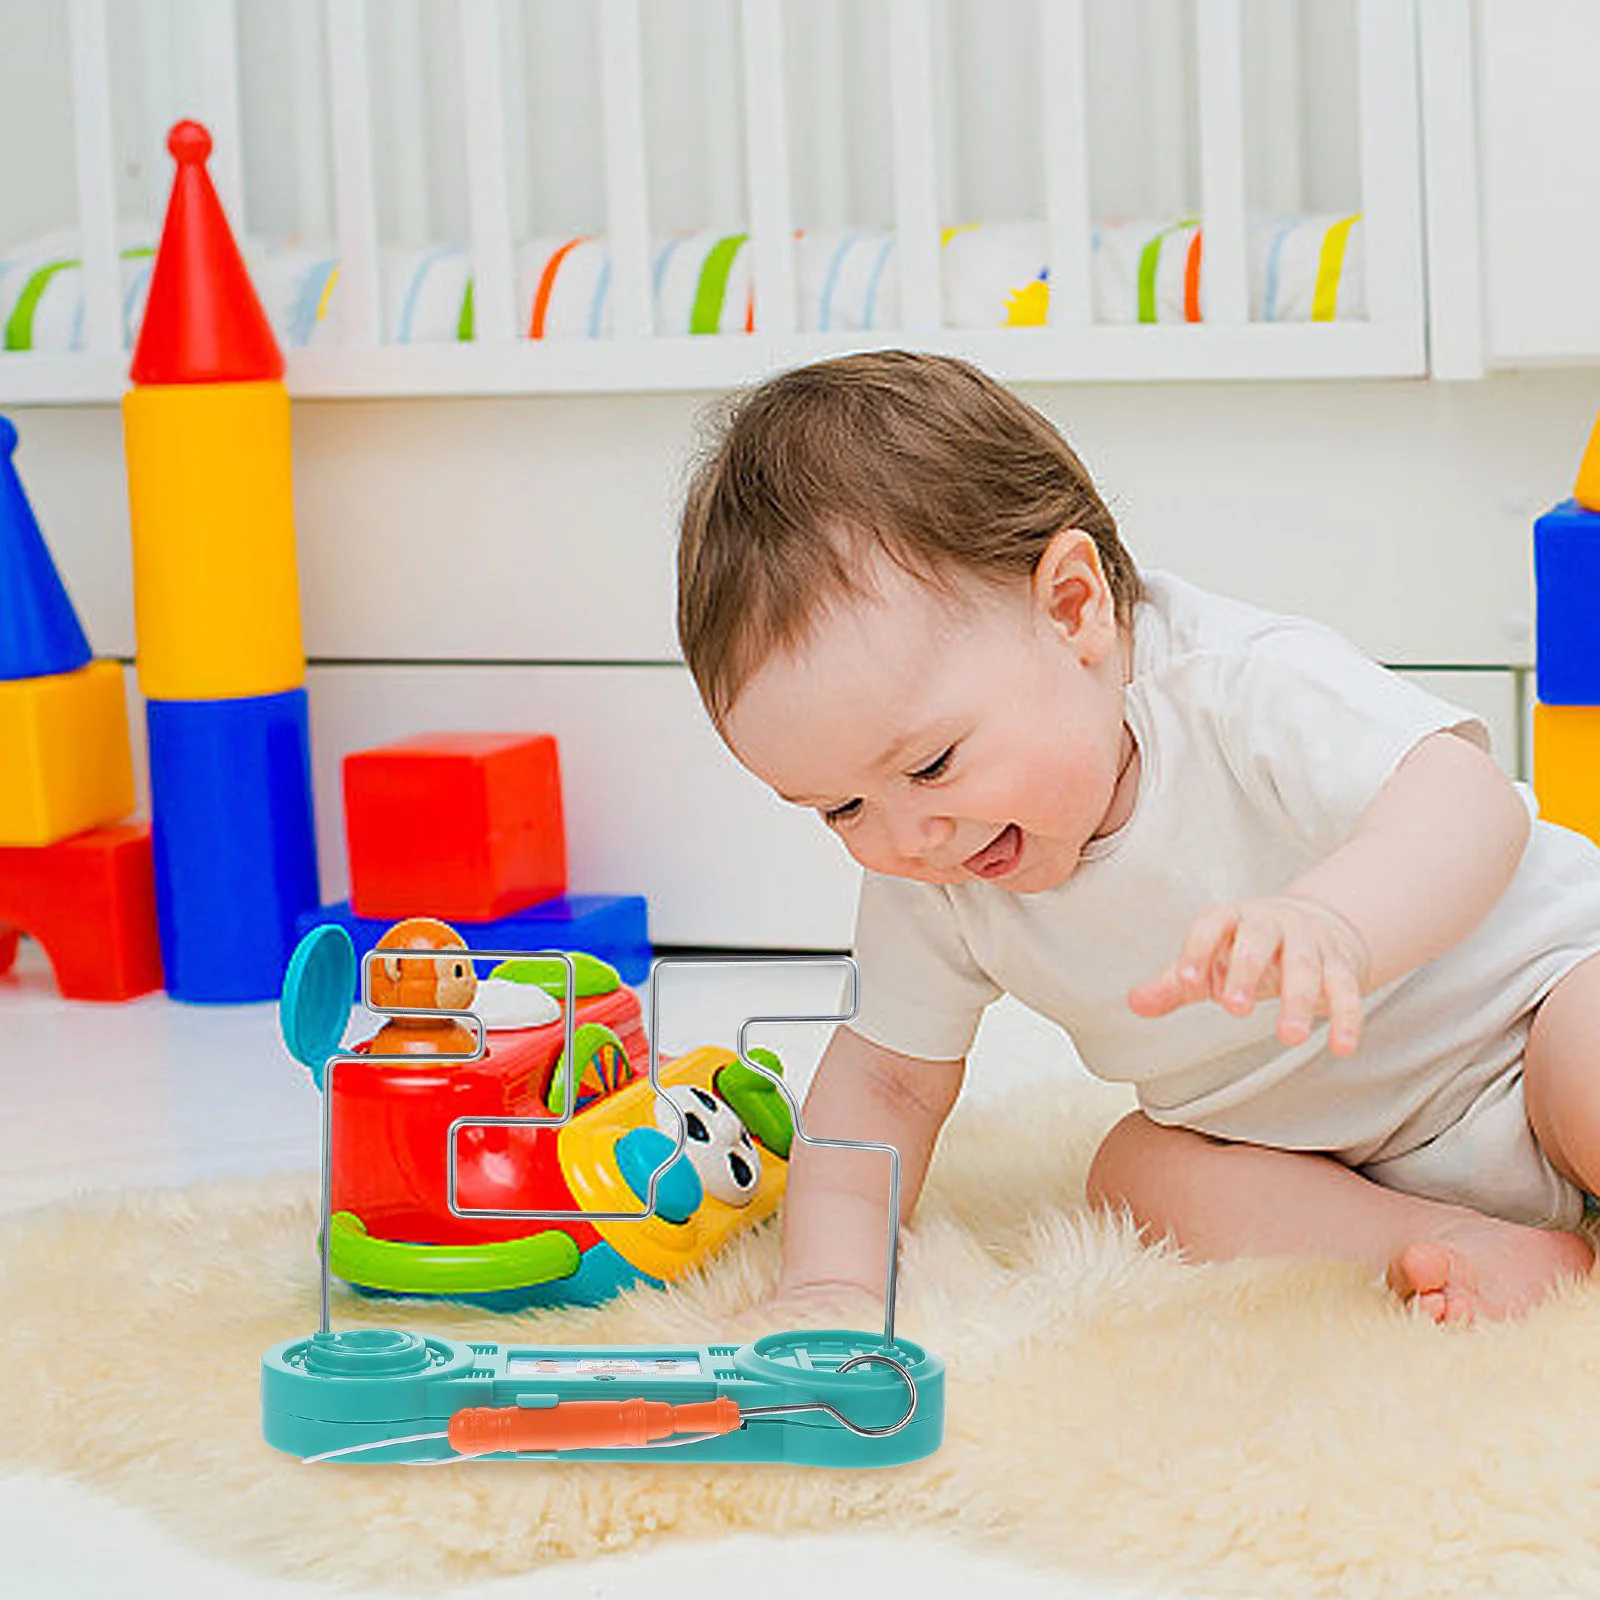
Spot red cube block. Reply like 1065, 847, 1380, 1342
0, 821, 164, 1000
344, 733, 567, 922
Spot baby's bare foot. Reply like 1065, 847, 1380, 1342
1387, 1216, 1594, 1325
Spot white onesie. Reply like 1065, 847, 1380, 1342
851, 570, 1600, 1229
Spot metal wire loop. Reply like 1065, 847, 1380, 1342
741, 1347, 918, 1438
315, 951, 899, 1348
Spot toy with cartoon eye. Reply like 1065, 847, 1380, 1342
283, 920, 796, 1310
654, 1083, 762, 1205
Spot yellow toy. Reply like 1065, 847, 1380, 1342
0, 413, 136, 850
122, 380, 304, 701
560, 1044, 788, 1286
119, 120, 320, 1003
288, 926, 796, 1310
0, 658, 134, 847
1533, 703, 1600, 845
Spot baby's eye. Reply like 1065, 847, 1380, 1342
910, 745, 955, 782
822, 799, 862, 827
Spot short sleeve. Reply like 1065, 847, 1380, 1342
1216, 623, 1489, 855
849, 871, 1001, 1061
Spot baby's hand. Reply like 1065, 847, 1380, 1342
753, 1281, 885, 1335
1126, 895, 1371, 1055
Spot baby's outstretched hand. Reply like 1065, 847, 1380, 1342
1126, 896, 1371, 1055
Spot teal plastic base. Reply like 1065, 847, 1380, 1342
262, 1327, 944, 1468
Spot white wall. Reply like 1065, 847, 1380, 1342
9, 365, 1591, 946
0, 0, 1363, 255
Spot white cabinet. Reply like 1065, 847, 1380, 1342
1478, 0, 1600, 364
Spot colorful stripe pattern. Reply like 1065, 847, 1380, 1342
4, 247, 154, 351
689, 234, 747, 335
0, 215, 1367, 354
1183, 228, 1204, 323
1136, 220, 1199, 324
1312, 214, 1359, 322
529, 236, 590, 338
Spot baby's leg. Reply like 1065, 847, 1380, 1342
1087, 1112, 1592, 1323
1526, 950, 1600, 1202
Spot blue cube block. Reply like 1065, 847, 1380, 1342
148, 689, 320, 1004
295, 892, 653, 1000
1535, 498, 1600, 704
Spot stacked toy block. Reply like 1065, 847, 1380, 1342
121, 122, 319, 1002
298, 732, 651, 987
1533, 414, 1600, 843
0, 415, 162, 1001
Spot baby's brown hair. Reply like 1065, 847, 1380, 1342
677, 350, 1142, 725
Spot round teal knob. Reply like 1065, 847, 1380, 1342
301, 1328, 434, 1378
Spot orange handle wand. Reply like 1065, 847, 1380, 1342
448, 1396, 743, 1456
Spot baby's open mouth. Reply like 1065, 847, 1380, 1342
963, 824, 1022, 880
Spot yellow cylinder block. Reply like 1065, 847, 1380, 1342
122, 380, 305, 701
1533, 702, 1600, 847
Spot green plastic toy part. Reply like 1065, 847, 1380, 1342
328, 1211, 581, 1294
489, 952, 620, 1000
546, 1022, 631, 1115
714, 1046, 794, 1158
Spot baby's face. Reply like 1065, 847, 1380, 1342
721, 536, 1135, 894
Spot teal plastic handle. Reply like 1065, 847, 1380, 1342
280, 925, 357, 1088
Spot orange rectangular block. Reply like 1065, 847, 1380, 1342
1534, 702, 1600, 846
0, 822, 163, 1000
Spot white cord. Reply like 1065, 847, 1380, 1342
301, 1430, 448, 1464
301, 1427, 724, 1465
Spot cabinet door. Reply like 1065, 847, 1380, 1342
1479, 0, 1600, 363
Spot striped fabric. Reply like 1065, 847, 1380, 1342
0, 214, 1365, 355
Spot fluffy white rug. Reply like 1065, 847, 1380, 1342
4, 1075, 1600, 1598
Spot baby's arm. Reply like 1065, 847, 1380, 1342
1129, 729, 1531, 1051
771, 1025, 965, 1319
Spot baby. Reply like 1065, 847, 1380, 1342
676, 350, 1600, 1326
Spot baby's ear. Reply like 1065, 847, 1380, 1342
1033, 527, 1114, 651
